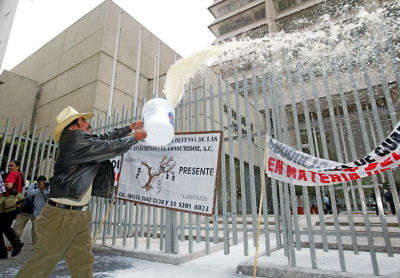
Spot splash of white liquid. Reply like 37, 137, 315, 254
163, 1, 400, 108
163, 47, 222, 107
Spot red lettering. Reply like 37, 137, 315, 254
393, 152, 400, 161
329, 174, 342, 183
287, 165, 297, 179
274, 159, 283, 175
318, 173, 330, 183
308, 171, 317, 182
341, 173, 349, 182
380, 157, 393, 168
348, 173, 361, 180
365, 162, 378, 171
268, 157, 275, 172
380, 168, 390, 173
343, 167, 359, 172
298, 170, 307, 181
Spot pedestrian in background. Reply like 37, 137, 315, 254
13, 176, 47, 245
385, 188, 396, 215
0, 160, 24, 259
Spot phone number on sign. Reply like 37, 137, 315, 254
119, 192, 210, 213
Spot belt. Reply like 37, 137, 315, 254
48, 199, 88, 211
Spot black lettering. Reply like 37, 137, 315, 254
389, 131, 400, 144
365, 154, 376, 163
375, 145, 390, 157
382, 138, 398, 151
354, 159, 367, 166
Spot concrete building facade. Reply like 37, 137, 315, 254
207, 0, 383, 42
3, 0, 180, 131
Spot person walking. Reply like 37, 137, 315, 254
13, 176, 47, 245
323, 195, 332, 214
0, 160, 25, 259
15, 106, 146, 277
385, 188, 396, 215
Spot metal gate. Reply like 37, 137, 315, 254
1, 8, 400, 277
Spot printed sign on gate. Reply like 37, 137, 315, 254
117, 131, 222, 216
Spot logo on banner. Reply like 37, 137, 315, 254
135, 155, 176, 192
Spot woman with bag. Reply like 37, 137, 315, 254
0, 160, 24, 259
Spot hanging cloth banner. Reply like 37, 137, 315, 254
265, 121, 400, 186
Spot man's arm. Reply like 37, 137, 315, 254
72, 136, 138, 164
26, 188, 39, 198
97, 126, 132, 141
97, 120, 144, 140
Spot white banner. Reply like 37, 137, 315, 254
117, 131, 222, 215
265, 121, 400, 186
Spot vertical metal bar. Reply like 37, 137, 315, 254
154, 41, 161, 97
146, 205, 151, 248
134, 204, 140, 248
338, 121, 358, 211
37, 128, 48, 176
6, 126, 17, 169
259, 74, 274, 256
43, 134, 53, 178
194, 88, 202, 243
152, 207, 158, 240
262, 73, 281, 250
133, 27, 143, 118
209, 83, 220, 245
160, 207, 165, 250
20, 128, 30, 173
107, 8, 122, 118
233, 74, 249, 256
203, 80, 211, 254
0, 119, 11, 169
179, 90, 186, 241
224, 79, 239, 246
14, 121, 25, 160
188, 82, 193, 253
217, 76, 229, 254
30, 129, 43, 180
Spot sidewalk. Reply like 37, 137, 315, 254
2, 221, 400, 277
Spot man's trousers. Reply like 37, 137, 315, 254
13, 213, 36, 245
15, 204, 94, 278
0, 211, 21, 257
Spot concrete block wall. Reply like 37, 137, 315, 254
8, 0, 181, 131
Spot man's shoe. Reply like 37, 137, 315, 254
11, 243, 24, 257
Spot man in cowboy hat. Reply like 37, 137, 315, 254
16, 106, 146, 277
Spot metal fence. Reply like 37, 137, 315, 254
1, 18, 400, 278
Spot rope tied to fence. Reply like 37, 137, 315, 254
253, 147, 268, 278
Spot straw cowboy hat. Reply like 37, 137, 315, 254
53, 106, 93, 142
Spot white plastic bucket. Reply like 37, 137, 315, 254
142, 98, 175, 146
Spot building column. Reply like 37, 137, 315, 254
265, 0, 279, 33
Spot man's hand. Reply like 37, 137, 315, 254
130, 120, 143, 131
133, 129, 147, 141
